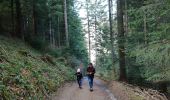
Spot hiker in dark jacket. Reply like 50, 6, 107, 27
75, 68, 83, 89
87, 63, 95, 91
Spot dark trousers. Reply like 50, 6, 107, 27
88, 76, 94, 88
77, 78, 82, 87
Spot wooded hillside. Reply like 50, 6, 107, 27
0, 0, 170, 99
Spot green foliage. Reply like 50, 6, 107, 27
124, 0, 170, 93
48, 48, 63, 58
68, 5, 88, 66
94, 1, 170, 93
0, 0, 88, 67
129, 43, 170, 82
0, 0, 87, 99
0, 36, 75, 99
95, 21, 118, 80
29, 36, 48, 51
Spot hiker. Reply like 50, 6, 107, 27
87, 63, 95, 91
75, 68, 83, 89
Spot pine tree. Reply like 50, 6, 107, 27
117, 0, 127, 81
64, 0, 69, 47
15, 0, 22, 38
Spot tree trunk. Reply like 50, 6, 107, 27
52, 28, 55, 47
64, 0, 69, 47
86, 0, 91, 62
95, 0, 97, 66
49, 18, 52, 46
117, 0, 127, 81
51, 15, 55, 48
32, 0, 37, 35
48, 2, 52, 47
15, 0, 22, 38
108, 0, 115, 67
124, 0, 128, 35
11, 0, 15, 36
57, 16, 61, 48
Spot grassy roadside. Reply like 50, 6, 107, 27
0, 36, 75, 99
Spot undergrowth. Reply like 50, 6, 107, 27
0, 36, 75, 99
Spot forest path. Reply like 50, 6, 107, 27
51, 77, 116, 100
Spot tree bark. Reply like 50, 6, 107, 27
108, 0, 114, 68
64, 0, 69, 47
49, 18, 52, 46
15, 0, 22, 38
95, 0, 97, 66
52, 28, 55, 47
57, 16, 61, 48
117, 0, 127, 81
11, 0, 15, 36
124, 0, 128, 35
32, 0, 37, 35
86, 0, 91, 62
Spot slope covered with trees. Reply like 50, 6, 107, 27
0, 0, 88, 65
0, 0, 170, 99
0, 0, 88, 99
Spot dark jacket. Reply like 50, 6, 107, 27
87, 67, 95, 78
75, 72, 83, 80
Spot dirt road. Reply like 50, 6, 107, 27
51, 77, 116, 100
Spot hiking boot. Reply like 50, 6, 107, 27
79, 86, 82, 89
90, 88, 93, 91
